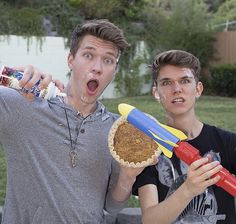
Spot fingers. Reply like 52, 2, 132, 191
150, 156, 159, 166
200, 161, 222, 180
189, 157, 209, 171
53, 79, 65, 92
13, 65, 52, 90
14, 65, 36, 88
190, 157, 222, 181
120, 165, 145, 180
205, 174, 221, 187
185, 156, 223, 197
38, 74, 52, 90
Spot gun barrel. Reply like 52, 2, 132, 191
175, 142, 236, 197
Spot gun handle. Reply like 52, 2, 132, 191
174, 142, 202, 165
174, 142, 236, 197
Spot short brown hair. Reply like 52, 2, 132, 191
70, 19, 129, 58
151, 50, 201, 87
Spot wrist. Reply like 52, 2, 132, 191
117, 174, 136, 193
181, 182, 195, 200
119, 166, 138, 182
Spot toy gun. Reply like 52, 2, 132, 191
118, 103, 236, 197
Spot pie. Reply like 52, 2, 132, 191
108, 116, 161, 167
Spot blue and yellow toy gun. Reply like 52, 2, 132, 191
118, 103, 236, 197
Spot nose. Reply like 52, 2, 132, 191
91, 58, 102, 75
172, 81, 182, 93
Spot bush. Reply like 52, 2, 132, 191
153, 0, 216, 69
115, 56, 147, 97
210, 64, 236, 97
9, 7, 44, 36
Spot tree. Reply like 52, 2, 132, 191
213, 0, 236, 28
140, 0, 172, 58
204, 0, 226, 12
67, 0, 146, 21
151, 0, 216, 68
115, 56, 147, 96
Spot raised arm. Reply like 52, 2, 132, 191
14, 65, 64, 100
139, 156, 222, 224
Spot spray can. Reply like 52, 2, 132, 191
0, 66, 66, 100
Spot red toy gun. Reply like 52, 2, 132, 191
118, 103, 236, 197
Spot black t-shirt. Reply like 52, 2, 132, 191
133, 124, 236, 224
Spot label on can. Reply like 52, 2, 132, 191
0, 66, 41, 97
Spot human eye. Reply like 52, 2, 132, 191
104, 57, 115, 65
83, 52, 93, 60
180, 78, 191, 84
160, 80, 172, 86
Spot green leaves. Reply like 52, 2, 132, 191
213, 0, 236, 25
210, 64, 236, 97
10, 8, 44, 36
150, 0, 216, 68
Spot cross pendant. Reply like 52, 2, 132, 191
69, 150, 77, 168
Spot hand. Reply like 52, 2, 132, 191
113, 156, 159, 201
14, 65, 52, 90
184, 155, 222, 198
53, 79, 65, 93
14, 65, 52, 100
120, 156, 159, 181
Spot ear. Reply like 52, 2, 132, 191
67, 53, 74, 70
152, 86, 160, 102
196, 81, 203, 98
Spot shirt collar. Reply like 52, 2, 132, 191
54, 97, 110, 121
95, 101, 110, 121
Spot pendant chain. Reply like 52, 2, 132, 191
64, 108, 78, 168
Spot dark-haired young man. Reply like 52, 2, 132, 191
0, 19, 143, 224
133, 50, 236, 224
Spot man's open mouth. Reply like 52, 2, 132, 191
87, 79, 99, 93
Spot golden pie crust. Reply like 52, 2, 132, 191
108, 116, 161, 168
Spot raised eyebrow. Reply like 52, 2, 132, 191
181, 76, 194, 80
106, 52, 117, 59
82, 46, 95, 51
82, 46, 117, 58
158, 77, 171, 82
158, 76, 194, 83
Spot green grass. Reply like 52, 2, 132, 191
103, 95, 236, 132
0, 95, 235, 207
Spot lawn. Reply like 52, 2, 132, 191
103, 95, 236, 132
0, 95, 235, 206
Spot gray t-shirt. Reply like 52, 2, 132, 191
0, 86, 125, 224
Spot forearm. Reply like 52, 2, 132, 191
112, 168, 136, 202
142, 183, 193, 224
105, 168, 135, 215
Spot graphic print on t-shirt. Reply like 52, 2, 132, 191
155, 150, 226, 223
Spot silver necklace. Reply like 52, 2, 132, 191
64, 108, 78, 168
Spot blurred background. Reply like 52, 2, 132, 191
0, 0, 236, 98
0, 0, 236, 212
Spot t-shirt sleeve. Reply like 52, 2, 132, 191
0, 87, 24, 127
132, 165, 158, 196
0, 86, 37, 119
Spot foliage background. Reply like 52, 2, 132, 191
1, 0, 236, 96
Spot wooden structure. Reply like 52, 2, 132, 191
212, 31, 236, 66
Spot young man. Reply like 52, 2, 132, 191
0, 19, 141, 224
132, 50, 236, 223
